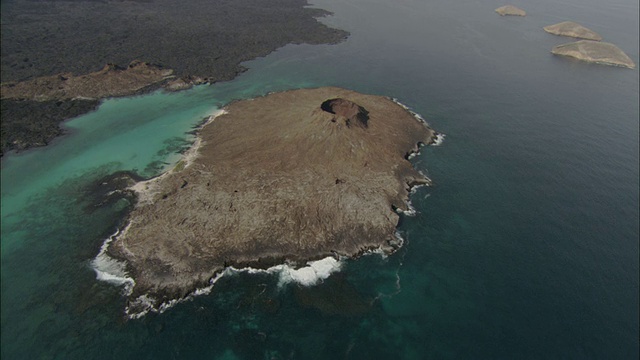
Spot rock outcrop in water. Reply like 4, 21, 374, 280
551, 40, 636, 69
108, 87, 436, 307
543, 21, 602, 41
495, 5, 526, 17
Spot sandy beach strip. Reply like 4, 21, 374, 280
130, 108, 226, 205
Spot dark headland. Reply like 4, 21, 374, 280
107, 87, 437, 311
0, 0, 348, 155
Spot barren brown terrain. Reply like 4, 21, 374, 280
543, 21, 603, 41
109, 87, 436, 305
1, 61, 175, 101
552, 40, 636, 68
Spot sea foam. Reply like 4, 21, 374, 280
120, 256, 344, 319
275, 257, 343, 287
229, 256, 344, 287
431, 133, 446, 146
90, 228, 135, 295
390, 97, 445, 147
390, 97, 429, 126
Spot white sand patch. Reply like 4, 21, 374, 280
390, 97, 429, 126
130, 109, 226, 206
228, 256, 343, 287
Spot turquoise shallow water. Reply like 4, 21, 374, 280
2, 0, 638, 358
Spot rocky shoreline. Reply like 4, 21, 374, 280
97, 87, 437, 315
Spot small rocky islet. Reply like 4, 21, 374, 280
551, 40, 636, 69
493, 7, 635, 69
542, 21, 635, 69
107, 87, 437, 313
495, 5, 526, 17
543, 21, 602, 41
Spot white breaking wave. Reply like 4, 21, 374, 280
393, 231, 406, 248
390, 97, 445, 147
90, 229, 135, 295
362, 246, 390, 260
125, 294, 156, 319
395, 200, 417, 216
122, 256, 344, 319
229, 256, 343, 287
431, 133, 446, 146
275, 257, 343, 287
390, 97, 429, 126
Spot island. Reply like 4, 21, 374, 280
106, 87, 437, 313
551, 40, 636, 69
543, 21, 602, 41
495, 5, 526, 17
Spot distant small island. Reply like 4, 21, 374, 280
543, 21, 602, 41
495, 5, 526, 17
106, 87, 437, 313
552, 40, 636, 69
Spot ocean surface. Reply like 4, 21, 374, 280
1, 0, 638, 358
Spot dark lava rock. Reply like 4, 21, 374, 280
1, 0, 349, 82
1, 0, 349, 155
82, 171, 144, 213
1, 98, 99, 156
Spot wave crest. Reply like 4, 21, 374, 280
90, 228, 134, 295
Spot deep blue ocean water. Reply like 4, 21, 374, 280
1, 0, 638, 358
